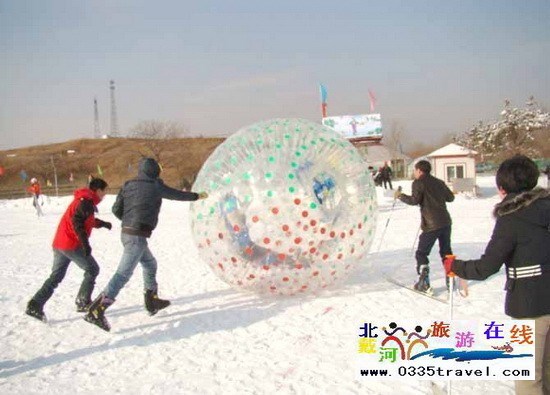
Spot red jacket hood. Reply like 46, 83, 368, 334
74, 188, 100, 205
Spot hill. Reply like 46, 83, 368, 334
0, 137, 225, 198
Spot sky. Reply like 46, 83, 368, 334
1, 0, 549, 150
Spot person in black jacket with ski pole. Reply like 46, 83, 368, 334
395, 160, 455, 295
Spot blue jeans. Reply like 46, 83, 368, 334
32, 248, 100, 306
104, 233, 158, 300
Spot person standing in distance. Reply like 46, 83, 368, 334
28, 177, 43, 216
380, 162, 393, 190
84, 158, 208, 331
394, 160, 455, 294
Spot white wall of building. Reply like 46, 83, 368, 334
431, 155, 476, 185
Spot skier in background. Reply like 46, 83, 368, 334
25, 177, 111, 322
394, 160, 455, 294
445, 155, 550, 395
27, 177, 43, 216
380, 162, 393, 190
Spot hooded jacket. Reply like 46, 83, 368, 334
52, 188, 105, 251
398, 173, 455, 232
112, 158, 199, 237
452, 187, 550, 318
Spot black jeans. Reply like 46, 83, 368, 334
32, 248, 100, 306
415, 225, 452, 270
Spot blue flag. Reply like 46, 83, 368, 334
20, 170, 27, 181
319, 84, 327, 104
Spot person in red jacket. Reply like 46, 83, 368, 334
27, 177, 43, 216
25, 178, 112, 322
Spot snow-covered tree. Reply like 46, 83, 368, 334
455, 97, 550, 160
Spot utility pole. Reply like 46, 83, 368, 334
50, 155, 58, 197
94, 97, 100, 138
110, 80, 119, 137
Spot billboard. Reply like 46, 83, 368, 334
322, 113, 382, 139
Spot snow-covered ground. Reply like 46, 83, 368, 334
0, 175, 547, 394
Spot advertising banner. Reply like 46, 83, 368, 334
322, 113, 382, 139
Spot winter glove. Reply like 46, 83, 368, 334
393, 186, 402, 200
102, 221, 112, 230
443, 254, 456, 277
83, 244, 92, 257
198, 191, 208, 200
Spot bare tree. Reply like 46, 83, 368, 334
129, 120, 188, 163
385, 120, 405, 154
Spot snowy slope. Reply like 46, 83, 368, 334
1, 175, 546, 394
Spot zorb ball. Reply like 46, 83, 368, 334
190, 118, 377, 295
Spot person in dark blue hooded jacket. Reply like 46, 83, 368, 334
84, 157, 207, 331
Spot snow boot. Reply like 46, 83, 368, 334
414, 264, 434, 295
75, 297, 92, 313
26, 299, 47, 322
144, 289, 170, 316
83, 293, 113, 332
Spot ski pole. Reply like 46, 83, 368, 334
445, 254, 456, 395
376, 187, 401, 253
410, 225, 420, 256
376, 203, 395, 253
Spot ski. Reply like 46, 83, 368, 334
386, 277, 449, 304
387, 277, 469, 304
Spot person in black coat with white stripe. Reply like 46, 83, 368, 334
445, 155, 550, 395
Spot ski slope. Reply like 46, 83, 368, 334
1, 175, 547, 394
